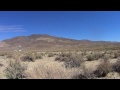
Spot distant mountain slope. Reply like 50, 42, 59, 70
1, 34, 120, 51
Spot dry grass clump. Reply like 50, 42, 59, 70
93, 59, 112, 77
55, 53, 83, 68
26, 61, 71, 79
4, 59, 27, 79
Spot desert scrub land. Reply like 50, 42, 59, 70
0, 50, 120, 79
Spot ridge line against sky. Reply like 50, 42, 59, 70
0, 11, 120, 42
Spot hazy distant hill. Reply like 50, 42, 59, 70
1, 34, 120, 51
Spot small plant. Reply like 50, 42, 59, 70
4, 59, 27, 79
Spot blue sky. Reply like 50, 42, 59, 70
0, 11, 120, 41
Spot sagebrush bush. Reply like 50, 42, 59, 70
0, 52, 6, 56
72, 67, 95, 79
113, 51, 120, 58
93, 60, 111, 77
55, 56, 69, 62
64, 55, 83, 68
33, 53, 42, 60
86, 52, 104, 61
6, 53, 14, 59
112, 61, 120, 73
20, 52, 43, 62
0, 63, 4, 67
72, 74, 87, 79
26, 62, 71, 79
20, 54, 34, 62
60, 52, 72, 58
4, 60, 27, 79
48, 53, 54, 57
55, 53, 83, 68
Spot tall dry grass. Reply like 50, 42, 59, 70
25, 59, 83, 79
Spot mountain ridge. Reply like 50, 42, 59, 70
1, 34, 120, 51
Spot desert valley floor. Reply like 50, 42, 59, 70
0, 50, 120, 79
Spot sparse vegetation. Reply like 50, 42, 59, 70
0, 48, 120, 79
